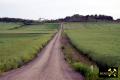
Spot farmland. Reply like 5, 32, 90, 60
0, 22, 21, 30
63, 22, 120, 79
0, 22, 58, 73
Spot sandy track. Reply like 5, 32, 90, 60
0, 24, 84, 80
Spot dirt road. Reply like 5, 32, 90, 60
0, 24, 84, 80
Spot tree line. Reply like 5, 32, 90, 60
60, 14, 113, 22
0, 17, 39, 25
0, 14, 120, 23
45, 14, 119, 23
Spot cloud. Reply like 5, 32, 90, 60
0, 0, 120, 19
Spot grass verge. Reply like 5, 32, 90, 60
61, 33, 100, 80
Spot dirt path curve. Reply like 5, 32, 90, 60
0, 24, 84, 80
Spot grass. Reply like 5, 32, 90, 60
0, 22, 22, 30
72, 62, 99, 80
61, 33, 99, 80
0, 23, 58, 33
0, 22, 58, 73
64, 22, 120, 80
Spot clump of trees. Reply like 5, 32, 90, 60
58, 14, 113, 22
44, 14, 115, 23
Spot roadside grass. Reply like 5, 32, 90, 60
61, 33, 99, 80
72, 62, 99, 80
63, 22, 120, 80
0, 23, 58, 73
0, 33, 52, 72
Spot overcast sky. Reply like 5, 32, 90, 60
0, 0, 120, 20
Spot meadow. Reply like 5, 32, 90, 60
64, 22, 120, 80
0, 22, 58, 73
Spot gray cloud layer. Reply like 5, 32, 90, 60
0, 0, 120, 20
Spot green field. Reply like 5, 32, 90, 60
64, 22, 120, 80
0, 22, 58, 73
0, 22, 22, 30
